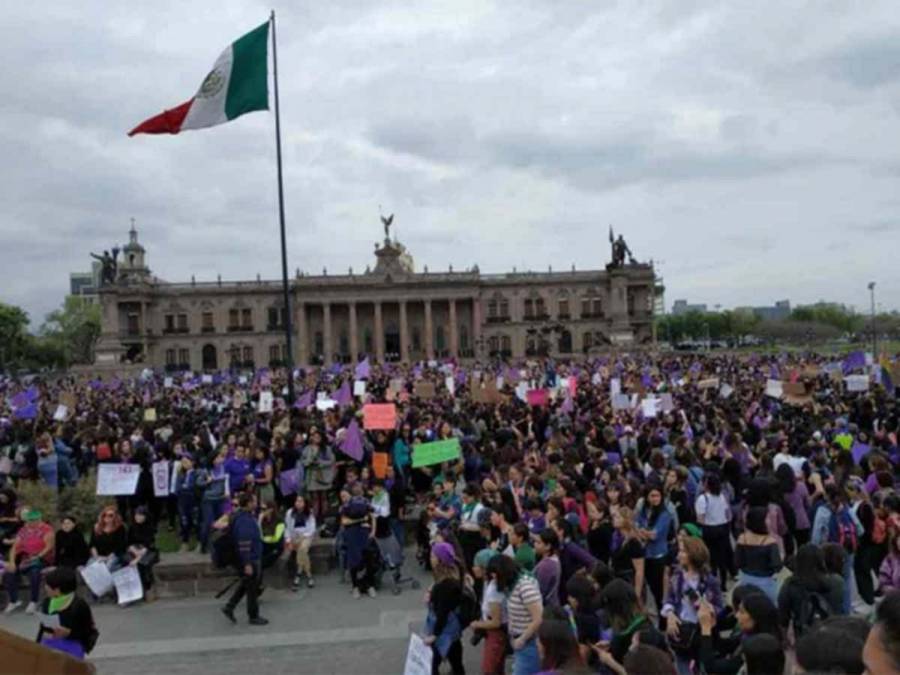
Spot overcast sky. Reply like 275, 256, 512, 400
3, 1, 899, 326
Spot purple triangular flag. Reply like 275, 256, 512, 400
339, 419, 364, 461
334, 381, 352, 407
24, 386, 39, 402
14, 402, 38, 420
10, 392, 29, 410
560, 395, 574, 414
294, 390, 313, 409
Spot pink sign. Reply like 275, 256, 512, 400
363, 403, 397, 430
527, 389, 549, 407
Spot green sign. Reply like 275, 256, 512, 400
412, 438, 462, 468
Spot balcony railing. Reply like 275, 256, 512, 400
485, 315, 511, 324
201, 326, 216, 333
227, 325, 254, 333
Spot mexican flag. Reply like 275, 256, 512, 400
128, 21, 269, 136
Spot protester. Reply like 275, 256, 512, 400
533, 528, 562, 609
796, 615, 870, 674
695, 473, 733, 588
285, 494, 316, 590
698, 591, 782, 675
863, 591, 900, 675
2, 507, 54, 614
778, 542, 843, 637
222, 492, 267, 626
126, 506, 159, 599
467, 548, 506, 675
53, 514, 89, 571
39, 567, 98, 660
735, 506, 783, 602
424, 542, 466, 675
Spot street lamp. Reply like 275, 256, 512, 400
868, 281, 877, 357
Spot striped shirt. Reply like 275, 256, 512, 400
507, 575, 543, 637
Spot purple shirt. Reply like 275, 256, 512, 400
784, 480, 811, 530
224, 457, 251, 494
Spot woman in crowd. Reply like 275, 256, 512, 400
341, 483, 376, 599
879, 529, 900, 594
458, 482, 486, 569
597, 578, 653, 666
303, 430, 336, 520
251, 444, 276, 506
2, 507, 54, 614
533, 528, 562, 609
636, 484, 673, 621
535, 607, 590, 674
776, 462, 810, 556
197, 451, 229, 554
39, 567, 97, 660
54, 514, 89, 571
467, 548, 506, 675
697, 591, 782, 675
285, 494, 316, 590
258, 500, 284, 571
695, 473, 734, 588
490, 553, 543, 675
585, 497, 613, 565
126, 506, 159, 599
735, 506, 783, 603
89, 505, 128, 579
846, 479, 878, 606
609, 506, 645, 598
660, 536, 724, 663
778, 543, 843, 637
423, 542, 466, 675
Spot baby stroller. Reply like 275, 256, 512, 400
371, 533, 420, 596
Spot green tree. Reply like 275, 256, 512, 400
0, 302, 30, 370
40, 296, 102, 366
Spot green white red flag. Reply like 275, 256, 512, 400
128, 21, 269, 136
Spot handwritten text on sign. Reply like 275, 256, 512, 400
363, 403, 397, 430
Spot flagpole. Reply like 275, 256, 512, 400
270, 10, 295, 403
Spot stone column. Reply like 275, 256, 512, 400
472, 296, 482, 358
399, 300, 410, 363
448, 299, 458, 358
424, 299, 434, 360
374, 301, 385, 363
322, 302, 332, 364
348, 302, 359, 361
297, 302, 308, 365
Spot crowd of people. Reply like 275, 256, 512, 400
1, 350, 899, 673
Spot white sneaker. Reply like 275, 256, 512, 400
3, 601, 21, 614
352, 588, 361, 599
25, 602, 37, 615
367, 587, 377, 599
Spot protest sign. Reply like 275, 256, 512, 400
315, 399, 337, 411
610, 378, 621, 396
783, 382, 806, 397
97, 463, 141, 496
515, 382, 529, 402
372, 452, 389, 480
483, 383, 503, 404
412, 438, 462, 468
80, 561, 114, 597
659, 393, 675, 413
143, 408, 157, 422
164, 377, 174, 388
363, 403, 397, 430
238, 375, 249, 385
445, 376, 455, 396
846, 375, 869, 392
612, 393, 631, 411
591, 372, 603, 385
112, 565, 144, 605
404, 633, 433, 675
640, 398, 658, 418
719, 384, 734, 399
53, 405, 68, 422
527, 389, 549, 407
258, 391, 273, 413
496, 376, 504, 390
765, 380, 783, 399
201, 374, 213, 385
414, 381, 436, 399
353, 380, 367, 398
698, 378, 720, 390
389, 378, 405, 394
152, 461, 169, 498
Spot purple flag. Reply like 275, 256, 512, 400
24, 386, 39, 402
88, 379, 103, 391
843, 351, 867, 375
560, 395, 574, 414
278, 468, 300, 495
354, 358, 371, 380
339, 419, 364, 461
334, 381, 352, 407
14, 402, 38, 420
9, 392, 29, 410
641, 372, 653, 388
294, 390, 313, 409
851, 442, 871, 466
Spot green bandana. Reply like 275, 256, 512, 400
48, 593, 74, 615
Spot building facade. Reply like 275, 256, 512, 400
94, 224, 657, 371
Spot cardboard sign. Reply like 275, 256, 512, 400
258, 391, 274, 413
414, 381, 436, 399
390, 378, 405, 394
372, 452, 389, 480
698, 378, 720, 390
412, 438, 462, 468
60, 391, 77, 410
97, 463, 141, 496
765, 379, 783, 399
404, 633, 433, 675
363, 403, 397, 430
782, 382, 806, 396
527, 389, 549, 407
143, 408, 157, 422
353, 380, 367, 398
152, 461, 169, 498
846, 375, 869, 392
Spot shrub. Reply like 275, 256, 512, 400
15, 471, 104, 530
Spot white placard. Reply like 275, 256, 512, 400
152, 461, 170, 498
112, 565, 144, 605
258, 391, 274, 413
641, 397, 659, 418
515, 382, 529, 403
53, 404, 68, 421
445, 376, 455, 396
610, 378, 621, 396
315, 399, 337, 411
846, 374, 869, 392
163, 377, 174, 388
354, 380, 367, 398
612, 393, 631, 410
592, 372, 603, 385
403, 633, 433, 675
765, 379, 783, 399
96, 463, 141, 496
238, 375, 248, 385
427, 360, 437, 368
201, 374, 213, 385
80, 560, 114, 597
719, 383, 734, 399
496, 376, 504, 390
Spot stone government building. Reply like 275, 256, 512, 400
93, 221, 659, 371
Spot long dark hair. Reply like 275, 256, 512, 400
600, 578, 642, 631
775, 464, 797, 495
487, 553, 520, 593
792, 544, 827, 587
538, 607, 585, 672
742, 593, 782, 643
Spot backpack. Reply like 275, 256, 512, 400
210, 517, 237, 569
828, 508, 858, 553
457, 580, 479, 629
795, 587, 832, 637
